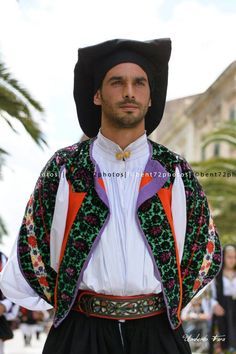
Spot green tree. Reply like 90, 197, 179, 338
0, 58, 46, 241
191, 121, 236, 244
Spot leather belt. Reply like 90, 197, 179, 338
72, 290, 166, 320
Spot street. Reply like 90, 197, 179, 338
4, 329, 47, 354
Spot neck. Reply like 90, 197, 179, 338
100, 124, 146, 150
223, 267, 235, 272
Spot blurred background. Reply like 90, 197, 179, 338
0, 0, 235, 353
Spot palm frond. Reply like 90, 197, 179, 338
0, 84, 47, 147
202, 135, 236, 148
191, 157, 236, 174
0, 215, 8, 242
0, 60, 44, 112
201, 121, 236, 148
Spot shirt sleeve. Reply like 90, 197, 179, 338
0, 237, 53, 311
171, 166, 186, 262
210, 279, 219, 307
4, 304, 20, 321
0, 299, 12, 313
50, 165, 69, 272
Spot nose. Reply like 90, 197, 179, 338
122, 82, 135, 100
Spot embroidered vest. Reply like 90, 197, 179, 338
17, 138, 222, 329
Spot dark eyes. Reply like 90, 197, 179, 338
135, 80, 146, 86
111, 80, 122, 86
110, 80, 146, 86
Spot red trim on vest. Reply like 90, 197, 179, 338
54, 182, 86, 309
98, 178, 106, 190
157, 186, 183, 323
139, 174, 153, 190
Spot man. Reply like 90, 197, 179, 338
0, 38, 222, 354
0, 251, 16, 354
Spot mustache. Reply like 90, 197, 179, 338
117, 99, 139, 107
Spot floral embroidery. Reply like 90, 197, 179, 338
18, 138, 222, 328
24, 196, 52, 302
192, 215, 217, 293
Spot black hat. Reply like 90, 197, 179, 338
73, 38, 171, 138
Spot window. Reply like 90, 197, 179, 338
201, 147, 206, 161
229, 106, 236, 121
214, 143, 220, 157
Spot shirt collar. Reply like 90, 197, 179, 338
94, 128, 149, 162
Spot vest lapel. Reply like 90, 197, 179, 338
136, 140, 183, 329
137, 141, 169, 208
54, 138, 110, 326
55, 138, 182, 329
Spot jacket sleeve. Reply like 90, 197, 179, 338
179, 158, 222, 308
0, 237, 53, 311
15, 152, 63, 306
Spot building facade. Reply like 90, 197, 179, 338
149, 61, 236, 162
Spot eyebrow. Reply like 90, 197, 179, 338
107, 76, 148, 83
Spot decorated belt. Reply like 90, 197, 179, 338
72, 290, 166, 320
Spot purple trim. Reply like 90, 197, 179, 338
54, 138, 111, 327
177, 162, 182, 174
54, 212, 111, 327
54, 138, 176, 327
89, 137, 110, 208
137, 141, 169, 208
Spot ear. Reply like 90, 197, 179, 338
93, 90, 102, 106
148, 98, 152, 107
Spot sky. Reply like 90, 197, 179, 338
0, 0, 236, 255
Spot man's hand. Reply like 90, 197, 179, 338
213, 303, 225, 316
0, 303, 6, 316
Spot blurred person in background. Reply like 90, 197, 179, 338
0, 251, 18, 354
181, 295, 211, 353
19, 308, 49, 346
209, 244, 236, 354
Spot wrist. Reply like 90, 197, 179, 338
0, 303, 6, 315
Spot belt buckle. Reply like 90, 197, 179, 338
80, 294, 94, 317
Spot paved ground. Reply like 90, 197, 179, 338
3, 329, 201, 354
4, 329, 47, 354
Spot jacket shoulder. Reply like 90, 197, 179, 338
55, 139, 92, 161
148, 138, 186, 166
44, 139, 93, 171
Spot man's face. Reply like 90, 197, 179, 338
93, 62, 151, 129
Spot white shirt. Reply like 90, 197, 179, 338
200, 274, 236, 316
211, 274, 236, 298
0, 252, 13, 312
0, 130, 187, 310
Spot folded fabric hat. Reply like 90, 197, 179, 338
74, 38, 171, 138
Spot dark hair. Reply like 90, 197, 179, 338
222, 244, 236, 269
215, 244, 236, 304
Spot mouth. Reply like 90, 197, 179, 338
119, 105, 139, 110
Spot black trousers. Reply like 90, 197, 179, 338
43, 310, 192, 354
209, 297, 236, 353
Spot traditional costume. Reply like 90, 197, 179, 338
0, 38, 222, 354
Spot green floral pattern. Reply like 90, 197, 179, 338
18, 138, 222, 328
